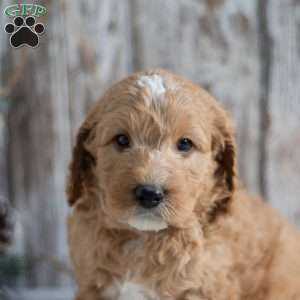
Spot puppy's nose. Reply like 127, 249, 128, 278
134, 184, 164, 209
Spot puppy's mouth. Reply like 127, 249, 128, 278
128, 208, 168, 232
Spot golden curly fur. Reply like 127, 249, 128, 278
66, 69, 300, 300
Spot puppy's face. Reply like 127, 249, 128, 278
67, 70, 236, 232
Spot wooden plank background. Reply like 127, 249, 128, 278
0, 0, 299, 287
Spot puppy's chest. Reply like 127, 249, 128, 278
96, 233, 202, 299
100, 238, 158, 300
102, 280, 157, 300
98, 235, 146, 271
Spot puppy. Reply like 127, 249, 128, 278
66, 69, 300, 300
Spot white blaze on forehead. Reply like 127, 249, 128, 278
136, 74, 166, 104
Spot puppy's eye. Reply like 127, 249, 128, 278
177, 137, 193, 152
114, 134, 130, 149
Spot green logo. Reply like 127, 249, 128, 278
4, 4, 47, 17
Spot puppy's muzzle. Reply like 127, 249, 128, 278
133, 184, 165, 209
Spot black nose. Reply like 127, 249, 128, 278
134, 184, 164, 209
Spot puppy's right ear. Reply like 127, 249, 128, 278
66, 125, 96, 206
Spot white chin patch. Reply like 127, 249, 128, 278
128, 213, 167, 232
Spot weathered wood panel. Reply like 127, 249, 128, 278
63, 0, 132, 138
5, 0, 132, 287
0, 0, 10, 205
267, 0, 300, 226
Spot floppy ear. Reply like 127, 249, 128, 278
214, 129, 236, 193
66, 124, 96, 206
209, 115, 237, 221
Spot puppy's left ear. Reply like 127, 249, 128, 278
66, 123, 96, 206
210, 112, 237, 219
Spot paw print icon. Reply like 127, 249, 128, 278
5, 16, 45, 48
